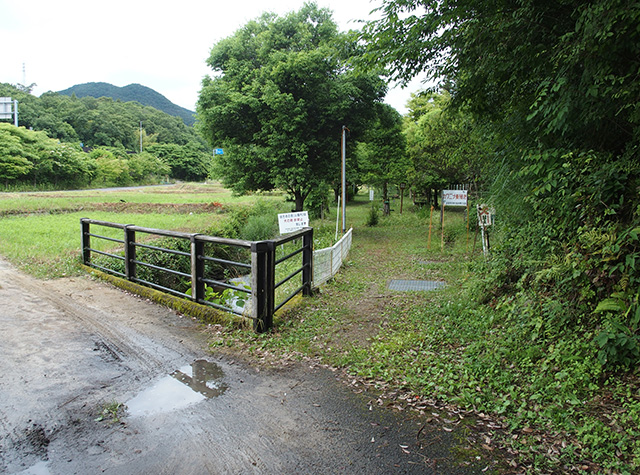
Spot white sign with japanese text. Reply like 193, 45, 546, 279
442, 190, 468, 207
278, 211, 309, 234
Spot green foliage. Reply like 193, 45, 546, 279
365, 204, 379, 227
362, 0, 640, 154
197, 3, 386, 211
356, 3, 640, 468
0, 82, 205, 153
355, 102, 408, 203
239, 213, 278, 241
186, 284, 249, 310
90, 148, 131, 186
0, 124, 36, 183
0, 123, 93, 188
403, 91, 490, 197
304, 183, 331, 219
58, 82, 195, 126
0, 82, 212, 189
95, 401, 125, 424
363, 0, 640, 372
127, 152, 171, 183
147, 143, 211, 181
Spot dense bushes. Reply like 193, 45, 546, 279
483, 149, 640, 372
0, 124, 174, 189
0, 123, 92, 188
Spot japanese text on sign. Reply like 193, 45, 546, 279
477, 204, 495, 228
442, 190, 468, 207
278, 211, 309, 234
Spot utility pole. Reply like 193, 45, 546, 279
139, 121, 143, 153
341, 126, 348, 234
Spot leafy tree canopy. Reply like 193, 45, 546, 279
355, 102, 408, 203
197, 2, 386, 210
403, 90, 490, 199
362, 0, 640, 155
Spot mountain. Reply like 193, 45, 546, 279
58, 82, 195, 126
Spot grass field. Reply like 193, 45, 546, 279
0, 183, 286, 278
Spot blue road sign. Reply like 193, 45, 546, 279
214, 148, 224, 155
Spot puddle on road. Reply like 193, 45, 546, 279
126, 359, 227, 417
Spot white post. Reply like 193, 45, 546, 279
341, 126, 347, 234
335, 196, 341, 241
13, 100, 18, 127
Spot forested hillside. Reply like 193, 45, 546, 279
58, 82, 195, 126
0, 83, 211, 189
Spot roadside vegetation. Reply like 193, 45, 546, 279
211, 194, 640, 474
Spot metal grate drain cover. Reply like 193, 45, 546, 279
387, 280, 446, 291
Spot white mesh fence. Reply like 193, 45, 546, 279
312, 228, 353, 288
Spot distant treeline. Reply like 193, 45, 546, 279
0, 83, 211, 189
58, 82, 195, 126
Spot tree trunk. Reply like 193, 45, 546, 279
294, 190, 305, 212
382, 181, 390, 216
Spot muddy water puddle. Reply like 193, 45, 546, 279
126, 359, 227, 417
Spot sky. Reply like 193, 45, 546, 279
0, 0, 429, 115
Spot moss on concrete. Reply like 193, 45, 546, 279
83, 266, 249, 328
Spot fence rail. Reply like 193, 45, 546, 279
81, 218, 313, 332
313, 228, 353, 287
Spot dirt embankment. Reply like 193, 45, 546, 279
0, 201, 224, 217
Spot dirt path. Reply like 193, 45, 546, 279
0, 259, 481, 474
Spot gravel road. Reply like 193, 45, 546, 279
0, 258, 483, 474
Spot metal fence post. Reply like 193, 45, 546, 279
302, 228, 313, 296
124, 226, 136, 281
251, 240, 275, 333
81, 219, 91, 265
191, 234, 205, 303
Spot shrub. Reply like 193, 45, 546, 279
366, 204, 379, 226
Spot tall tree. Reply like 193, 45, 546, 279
361, 0, 640, 156
355, 103, 408, 212
197, 2, 386, 211
404, 90, 490, 203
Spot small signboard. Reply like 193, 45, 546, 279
0, 97, 13, 120
278, 211, 309, 234
442, 190, 468, 207
214, 148, 224, 155
477, 204, 495, 228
